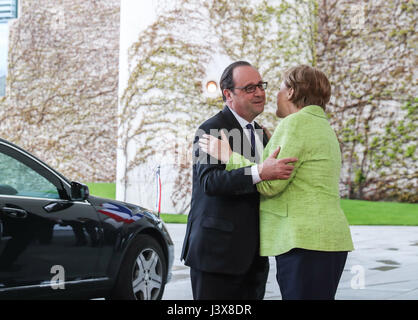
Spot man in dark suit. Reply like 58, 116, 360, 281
181, 61, 297, 299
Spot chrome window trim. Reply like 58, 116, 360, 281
0, 194, 90, 204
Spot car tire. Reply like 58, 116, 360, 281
110, 234, 167, 300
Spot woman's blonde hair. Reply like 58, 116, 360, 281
283, 65, 331, 110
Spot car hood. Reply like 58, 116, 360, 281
87, 195, 161, 224
87, 195, 145, 212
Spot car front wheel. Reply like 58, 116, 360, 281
110, 234, 167, 300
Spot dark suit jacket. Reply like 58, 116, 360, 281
181, 106, 268, 275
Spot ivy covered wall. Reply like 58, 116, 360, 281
118, 0, 317, 212
0, 1, 415, 209
316, 0, 417, 202
0, 0, 120, 182
119, 0, 416, 211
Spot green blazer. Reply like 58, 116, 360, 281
226, 105, 354, 256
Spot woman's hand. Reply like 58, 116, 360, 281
199, 130, 232, 163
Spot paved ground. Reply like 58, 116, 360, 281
162, 224, 418, 300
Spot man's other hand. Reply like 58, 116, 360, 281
258, 146, 298, 181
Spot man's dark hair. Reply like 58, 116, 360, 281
220, 61, 252, 102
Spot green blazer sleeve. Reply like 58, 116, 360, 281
226, 114, 303, 197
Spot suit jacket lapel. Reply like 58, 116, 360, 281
221, 106, 254, 161
221, 106, 242, 131
254, 121, 268, 147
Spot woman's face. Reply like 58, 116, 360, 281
276, 81, 293, 118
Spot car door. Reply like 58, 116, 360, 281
0, 142, 101, 292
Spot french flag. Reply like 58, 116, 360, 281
98, 202, 143, 224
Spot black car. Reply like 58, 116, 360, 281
0, 138, 174, 300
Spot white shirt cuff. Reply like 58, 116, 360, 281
251, 165, 262, 184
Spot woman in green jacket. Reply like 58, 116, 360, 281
200, 65, 354, 300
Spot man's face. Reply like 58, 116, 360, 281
225, 66, 266, 122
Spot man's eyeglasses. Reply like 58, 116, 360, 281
231, 82, 268, 94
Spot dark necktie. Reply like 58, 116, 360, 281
246, 123, 256, 157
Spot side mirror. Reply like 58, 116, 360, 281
0, 184, 18, 195
70, 182, 89, 201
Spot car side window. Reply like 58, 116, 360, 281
0, 151, 60, 199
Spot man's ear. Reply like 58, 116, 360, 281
223, 89, 233, 103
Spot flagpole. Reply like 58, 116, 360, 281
155, 165, 161, 217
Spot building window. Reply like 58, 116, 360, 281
0, 0, 18, 96
0, 23, 8, 96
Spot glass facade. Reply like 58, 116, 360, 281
0, 0, 18, 21
0, 23, 7, 96
0, 0, 17, 96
